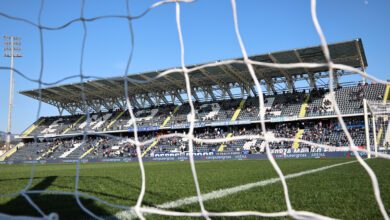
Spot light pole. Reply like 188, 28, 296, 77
3, 36, 22, 149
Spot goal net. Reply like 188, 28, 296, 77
0, 0, 390, 220
366, 100, 390, 157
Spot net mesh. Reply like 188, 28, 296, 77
367, 100, 390, 156
0, 0, 390, 219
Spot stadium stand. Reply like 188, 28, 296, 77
5, 116, 379, 161
5, 39, 390, 162
16, 83, 387, 136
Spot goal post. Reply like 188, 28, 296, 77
363, 99, 371, 158
365, 99, 390, 158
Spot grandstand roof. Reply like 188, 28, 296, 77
20, 39, 367, 114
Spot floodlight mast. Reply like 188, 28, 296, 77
3, 36, 22, 149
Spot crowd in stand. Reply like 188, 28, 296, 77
28, 83, 387, 136
77, 117, 368, 158
12, 83, 388, 161
10, 115, 377, 161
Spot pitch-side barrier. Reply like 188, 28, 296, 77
0, 150, 380, 165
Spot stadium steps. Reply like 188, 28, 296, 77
0, 142, 24, 161
217, 99, 247, 152
141, 140, 159, 157
384, 84, 390, 103
79, 146, 95, 159
218, 133, 233, 152
60, 143, 82, 158
292, 129, 304, 149
231, 98, 246, 122
62, 115, 85, 134
161, 105, 180, 128
79, 141, 100, 159
22, 118, 45, 137
375, 85, 390, 144
66, 141, 97, 159
37, 143, 61, 160
298, 94, 310, 118
140, 106, 181, 157
105, 111, 126, 131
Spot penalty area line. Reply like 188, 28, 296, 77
115, 159, 358, 219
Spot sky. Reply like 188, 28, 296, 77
0, 0, 389, 134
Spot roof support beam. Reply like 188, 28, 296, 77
308, 73, 317, 89
75, 102, 88, 114
72, 84, 109, 101
221, 88, 227, 99
126, 77, 155, 94
26, 92, 51, 103
54, 87, 84, 103
205, 87, 216, 101
293, 50, 317, 89
105, 80, 130, 98
268, 53, 295, 91
162, 75, 200, 101
244, 84, 252, 97
240, 86, 246, 98
176, 91, 185, 104
151, 92, 168, 105
252, 66, 276, 94
199, 87, 209, 102
221, 85, 234, 99
162, 75, 186, 90
219, 64, 249, 86
159, 92, 169, 105
52, 102, 65, 116
355, 40, 366, 83
92, 81, 123, 98
198, 68, 227, 89
169, 90, 184, 104
101, 98, 116, 111
148, 92, 159, 106
250, 84, 257, 97
63, 103, 79, 115
130, 96, 141, 109
169, 92, 176, 104
139, 75, 174, 91
334, 71, 340, 88
191, 87, 200, 102
46, 88, 79, 103
88, 100, 103, 113
143, 94, 155, 106
139, 95, 147, 107
115, 98, 127, 110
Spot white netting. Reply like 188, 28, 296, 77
367, 100, 390, 156
0, 0, 389, 219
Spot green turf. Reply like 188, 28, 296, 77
0, 158, 389, 219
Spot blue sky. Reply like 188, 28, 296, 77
0, 0, 389, 133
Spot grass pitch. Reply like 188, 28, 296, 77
0, 158, 390, 219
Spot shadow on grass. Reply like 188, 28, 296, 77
0, 176, 113, 219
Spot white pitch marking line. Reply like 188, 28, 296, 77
115, 160, 358, 219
